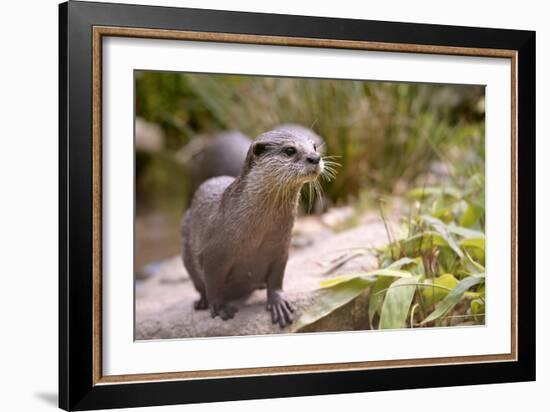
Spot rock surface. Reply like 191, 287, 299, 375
135, 117, 164, 153
135, 212, 396, 340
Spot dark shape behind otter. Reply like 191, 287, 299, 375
181, 129, 325, 327
189, 131, 252, 195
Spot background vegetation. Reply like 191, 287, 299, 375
136, 72, 484, 209
136, 71, 485, 329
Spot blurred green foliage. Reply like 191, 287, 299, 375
136, 71, 484, 211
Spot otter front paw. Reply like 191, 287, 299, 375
267, 293, 295, 328
193, 295, 209, 310
209, 302, 238, 320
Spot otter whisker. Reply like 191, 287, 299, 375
321, 164, 338, 177
321, 169, 336, 182
322, 161, 342, 177
313, 178, 325, 209
323, 164, 338, 172
307, 181, 314, 212
320, 173, 333, 183
322, 161, 342, 168
322, 157, 342, 163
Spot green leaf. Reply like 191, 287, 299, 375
471, 299, 484, 313
421, 276, 483, 325
368, 276, 395, 325
433, 207, 454, 223
379, 276, 419, 329
291, 277, 372, 332
319, 275, 363, 288
461, 237, 486, 266
460, 202, 483, 227
446, 224, 485, 239
460, 203, 477, 227
319, 268, 411, 288
460, 237, 485, 249
409, 258, 427, 277
386, 257, 419, 270
421, 274, 459, 306
470, 299, 485, 324
397, 231, 448, 255
464, 250, 485, 274
438, 247, 459, 274
421, 216, 464, 259
422, 215, 484, 239
367, 269, 413, 279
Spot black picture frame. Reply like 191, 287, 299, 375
59, 1, 536, 410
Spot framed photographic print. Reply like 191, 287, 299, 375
59, 1, 536, 410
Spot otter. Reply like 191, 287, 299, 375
181, 129, 325, 327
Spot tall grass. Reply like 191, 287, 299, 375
136, 72, 484, 208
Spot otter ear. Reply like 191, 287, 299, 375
244, 141, 266, 171
252, 141, 267, 156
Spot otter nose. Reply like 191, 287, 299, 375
306, 155, 321, 165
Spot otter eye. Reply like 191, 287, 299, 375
313, 143, 317, 151
284, 147, 297, 156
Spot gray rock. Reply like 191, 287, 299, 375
135, 117, 164, 153
135, 214, 394, 340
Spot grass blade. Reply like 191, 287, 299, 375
420, 276, 483, 325
319, 268, 411, 288
368, 276, 395, 325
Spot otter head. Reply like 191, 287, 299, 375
244, 129, 324, 188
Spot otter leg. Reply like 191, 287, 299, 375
209, 301, 238, 320
183, 256, 208, 311
266, 257, 295, 328
194, 293, 209, 310
182, 230, 209, 311
202, 259, 238, 320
